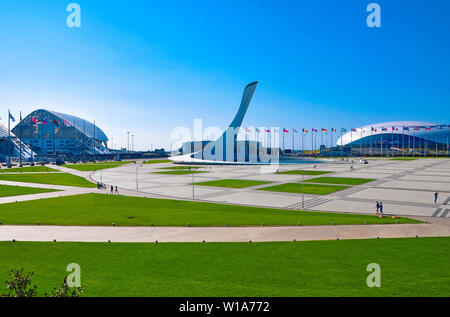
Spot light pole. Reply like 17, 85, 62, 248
127, 132, 130, 152
136, 165, 139, 191
301, 172, 305, 209
191, 166, 195, 199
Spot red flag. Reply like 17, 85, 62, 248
321, 128, 327, 132
283, 129, 289, 133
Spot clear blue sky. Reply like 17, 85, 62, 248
1, 0, 449, 150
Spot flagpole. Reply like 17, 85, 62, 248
7, 109, 11, 167
402, 127, 405, 157
424, 127, 427, 157
52, 119, 55, 163
350, 129, 353, 157
413, 128, 416, 157
41, 114, 44, 163
19, 111, 23, 167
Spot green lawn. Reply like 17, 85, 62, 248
63, 161, 131, 171
0, 238, 448, 296
280, 170, 333, 175
0, 185, 60, 198
304, 177, 376, 185
158, 166, 199, 170
0, 173, 97, 188
389, 158, 419, 161
258, 183, 349, 195
143, 159, 172, 164
0, 193, 417, 226
153, 170, 207, 175
0, 166, 59, 173
193, 179, 272, 188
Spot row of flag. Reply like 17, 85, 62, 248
239, 125, 450, 134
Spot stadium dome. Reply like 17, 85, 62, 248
336, 121, 450, 155
12, 109, 111, 158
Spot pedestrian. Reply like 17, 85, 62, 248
376, 201, 380, 214
110, 185, 113, 194
434, 192, 439, 204
379, 201, 383, 215
115, 186, 119, 195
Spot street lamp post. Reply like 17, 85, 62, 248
127, 132, 130, 151
136, 165, 139, 191
301, 172, 305, 209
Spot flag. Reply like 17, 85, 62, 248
53, 119, 59, 126
425, 127, 431, 131
332, 128, 337, 133
351, 128, 357, 132
392, 126, 398, 131
64, 120, 71, 127
414, 126, 420, 130
32, 117, 38, 124
341, 128, 347, 132
293, 129, 298, 133
42, 120, 48, 125
9, 113, 16, 122
371, 127, 375, 131
266, 129, 270, 133
321, 128, 327, 132
402, 126, 409, 131
312, 128, 318, 132
283, 128, 289, 133
382, 127, 388, 131
303, 128, 308, 133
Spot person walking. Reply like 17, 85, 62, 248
376, 201, 380, 215
379, 201, 384, 215
115, 185, 119, 195
434, 192, 439, 204
110, 185, 113, 194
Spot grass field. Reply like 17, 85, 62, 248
0, 237, 448, 296
63, 161, 131, 171
258, 183, 349, 195
389, 158, 419, 161
193, 179, 272, 188
280, 170, 333, 175
0, 193, 417, 226
303, 177, 376, 185
158, 166, 199, 170
143, 159, 172, 164
0, 166, 59, 173
0, 185, 60, 198
153, 170, 207, 175
0, 173, 97, 188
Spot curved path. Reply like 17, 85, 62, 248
1, 217, 449, 243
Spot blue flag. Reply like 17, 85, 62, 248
9, 113, 16, 123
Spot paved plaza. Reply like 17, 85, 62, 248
91, 158, 450, 218
0, 158, 449, 242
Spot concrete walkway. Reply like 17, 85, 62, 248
0, 217, 449, 243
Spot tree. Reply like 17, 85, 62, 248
2, 268, 84, 297
2, 268, 37, 297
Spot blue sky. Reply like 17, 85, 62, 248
1, 0, 449, 150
